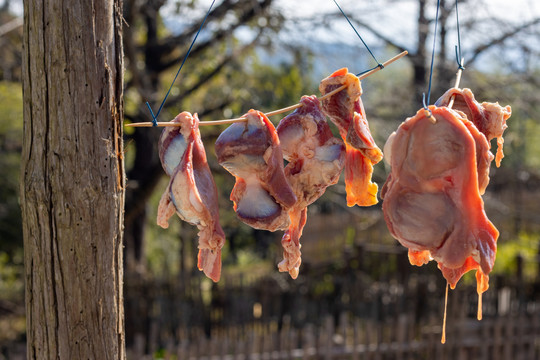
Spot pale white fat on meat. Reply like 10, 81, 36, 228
315, 144, 343, 162
219, 154, 266, 179
383, 131, 396, 166
169, 184, 200, 225
236, 177, 281, 218
163, 135, 187, 175
189, 187, 204, 213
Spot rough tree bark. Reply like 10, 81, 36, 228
20, 1, 125, 359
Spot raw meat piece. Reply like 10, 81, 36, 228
461, 117, 494, 195
278, 208, 307, 279
157, 112, 225, 282
215, 109, 297, 231
276, 95, 345, 278
319, 68, 383, 206
318, 68, 363, 134
381, 106, 499, 295
435, 88, 512, 167
383, 109, 493, 195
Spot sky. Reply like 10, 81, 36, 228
3, 0, 539, 75
4, 0, 539, 26
155, 0, 540, 76
6, 0, 539, 44
273, 0, 540, 64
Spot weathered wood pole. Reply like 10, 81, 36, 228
21, 1, 125, 359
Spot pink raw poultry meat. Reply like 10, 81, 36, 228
157, 112, 225, 282
276, 95, 345, 278
319, 68, 383, 207
215, 109, 297, 231
435, 88, 511, 167
381, 106, 499, 300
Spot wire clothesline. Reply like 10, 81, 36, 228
134, 0, 465, 130
126, 50, 408, 128
332, 0, 384, 72
145, 0, 217, 126
447, 0, 466, 110
422, 0, 466, 123
422, 0, 441, 123
447, 57, 465, 110
136, 0, 406, 129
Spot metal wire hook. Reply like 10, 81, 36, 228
422, 93, 437, 124
454, 0, 465, 71
455, 45, 465, 71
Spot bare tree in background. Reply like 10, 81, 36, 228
21, 1, 125, 359
315, 0, 540, 108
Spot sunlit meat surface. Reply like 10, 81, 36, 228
319, 68, 383, 207
215, 109, 297, 231
435, 87, 512, 167
461, 117, 494, 195
385, 109, 496, 195
381, 106, 499, 295
276, 95, 345, 278
156, 112, 225, 282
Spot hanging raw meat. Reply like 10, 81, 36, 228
381, 106, 499, 302
157, 112, 225, 282
319, 68, 383, 207
276, 95, 346, 278
435, 88, 512, 167
215, 109, 297, 231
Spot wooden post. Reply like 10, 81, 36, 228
352, 318, 360, 360
504, 314, 514, 360
21, 1, 125, 359
493, 316, 502, 360
480, 318, 491, 360
303, 324, 315, 360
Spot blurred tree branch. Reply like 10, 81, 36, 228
467, 17, 540, 66
326, 0, 540, 107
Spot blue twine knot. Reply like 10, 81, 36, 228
355, 63, 384, 77
422, 93, 435, 121
146, 102, 158, 127
454, 1, 465, 71
455, 46, 465, 71
422, 93, 430, 113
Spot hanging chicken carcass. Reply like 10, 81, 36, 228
381, 106, 499, 304
157, 112, 226, 282
435, 88, 512, 167
276, 95, 345, 278
215, 109, 297, 231
319, 68, 383, 207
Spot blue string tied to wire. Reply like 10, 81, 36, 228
332, 0, 384, 77
422, 0, 441, 121
357, 62, 384, 77
455, 46, 464, 71
454, 0, 465, 71
145, 0, 216, 126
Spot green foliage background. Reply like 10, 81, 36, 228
0, 81, 23, 274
